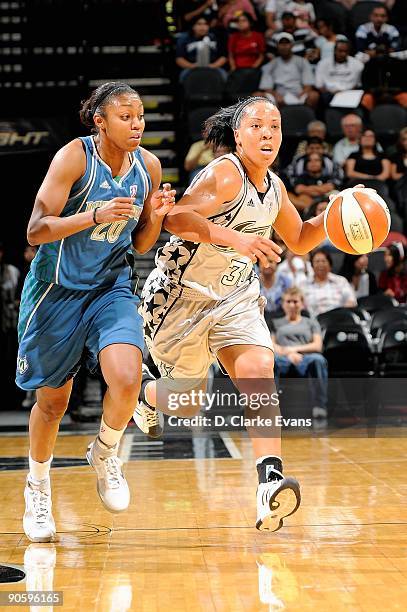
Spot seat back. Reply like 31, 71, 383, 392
183, 68, 225, 103
370, 105, 407, 138
370, 307, 407, 338
280, 105, 316, 138
358, 293, 399, 313
323, 324, 374, 375
317, 309, 361, 331
225, 68, 261, 103
377, 320, 407, 374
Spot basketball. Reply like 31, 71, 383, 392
324, 187, 391, 254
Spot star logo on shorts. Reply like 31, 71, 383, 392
158, 362, 175, 379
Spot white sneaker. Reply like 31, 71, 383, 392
86, 438, 130, 513
256, 477, 301, 532
133, 363, 164, 438
134, 402, 164, 438
23, 478, 56, 543
312, 406, 328, 419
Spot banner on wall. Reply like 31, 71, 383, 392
0, 118, 71, 155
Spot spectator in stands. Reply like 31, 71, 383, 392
266, 11, 317, 59
217, 0, 257, 30
355, 4, 400, 59
291, 153, 340, 211
285, 0, 315, 30
271, 286, 328, 420
344, 129, 391, 199
228, 12, 265, 70
257, 33, 319, 108
314, 18, 341, 60
176, 16, 227, 81
333, 113, 363, 166
303, 248, 357, 317
361, 43, 407, 110
287, 137, 343, 189
335, 0, 395, 8
264, 0, 287, 33
184, 141, 229, 181
315, 40, 364, 107
174, 0, 219, 31
294, 120, 332, 157
276, 249, 313, 288
258, 259, 292, 317
340, 253, 379, 298
390, 127, 407, 223
378, 242, 407, 302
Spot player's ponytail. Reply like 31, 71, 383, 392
204, 96, 277, 151
79, 82, 140, 131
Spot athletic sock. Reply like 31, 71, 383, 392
98, 416, 125, 449
256, 455, 283, 484
28, 453, 52, 484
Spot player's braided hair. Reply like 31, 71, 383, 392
204, 96, 277, 151
79, 82, 140, 131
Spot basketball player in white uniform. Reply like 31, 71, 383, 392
134, 97, 330, 531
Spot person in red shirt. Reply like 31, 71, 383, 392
378, 243, 407, 303
228, 12, 265, 70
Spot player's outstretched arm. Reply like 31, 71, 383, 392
273, 177, 327, 255
27, 140, 136, 245
164, 160, 282, 265
133, 149, 176, 254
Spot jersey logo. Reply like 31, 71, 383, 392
247, 199, 255, 207
130, 184, 138, 198
211, 221, 272, 252
17, 354, 29, 375
100, 180, 110, 189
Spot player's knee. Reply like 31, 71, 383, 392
240, 354, 275, 378
109, 371, 140, 402
37, 398, 68, 422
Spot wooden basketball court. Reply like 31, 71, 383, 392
0, 429, 405, 611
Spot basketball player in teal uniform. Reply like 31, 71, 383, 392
16, 82, 176, 542
135, 97, 363, 531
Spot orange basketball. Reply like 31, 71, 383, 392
324, 188, 391, 255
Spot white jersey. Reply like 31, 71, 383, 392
155, 153, 281, 300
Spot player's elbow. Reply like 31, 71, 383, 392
27, 225, 40, 246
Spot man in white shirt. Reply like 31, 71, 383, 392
315, 40, 364, 106
257, 32, 319, 108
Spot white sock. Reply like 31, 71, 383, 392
29, 453, 52, 483
98, 416, 126, 449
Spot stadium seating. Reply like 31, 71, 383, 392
370, 105, 407, 140
280, 105, 316, 139
369, 307, 407, 338
224, 68, 261, 104
322, 324, 375, 377
317, 308, 362, 331
357, 293, 399, 314
187, 107, 219, 142
377, 319, 407, 376
182, 68, 225, 105
348, 1, 382, 31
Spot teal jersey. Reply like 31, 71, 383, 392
31, 136, 151, 290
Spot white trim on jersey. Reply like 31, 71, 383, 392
22, 282, 54, 339
133, 155, 150, 202
55, 152, 97, 285
67, 140, 97, 201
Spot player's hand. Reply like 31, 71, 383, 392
151, 183, 176, 217
232, 233, 282, 266
94, 197, 135, 223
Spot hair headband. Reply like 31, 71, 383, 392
92, 84, 127, 115
231, 96, 272, 130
